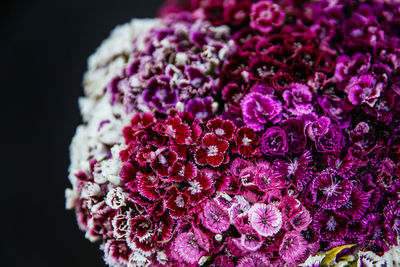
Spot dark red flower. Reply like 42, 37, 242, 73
195, 133, 229, 167
153, 116, 192, 145
168, 160, 197, 182
207, 118, 236, 140
166, 187, 189, 218
235, 127, 260, 157
137, 173, 159, 200
182, 172, 213, 206
150, 147, 178, 177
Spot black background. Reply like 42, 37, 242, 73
1, 1, 164, 266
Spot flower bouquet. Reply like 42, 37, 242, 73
66, 0, 400, 266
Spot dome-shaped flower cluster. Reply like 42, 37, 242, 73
67, 0, 400, 266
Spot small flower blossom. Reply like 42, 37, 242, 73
250, 0, 284, 34
200, 200, 230, 233
195, 133, 229, 167
173, 232, 203, 264
248, 203, 282, 237
279, 231, 308, 264
207, 118, 236, 140
241, 92, 282, 131
282, 83, 314, 116
261, 126, 288, 156
235, 127, 260, 157
345, 74, 384, 107
143, 76, 178, 112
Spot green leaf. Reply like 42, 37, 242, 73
320, 244, 356, 267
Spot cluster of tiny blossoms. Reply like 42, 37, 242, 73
66, 0, 400, 266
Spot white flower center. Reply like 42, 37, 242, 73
207, 145, 219, 156
188, 180, 203, 194
326, 216, 337, 231
242, 135, 252, 146
175, 196, 185, 208
215, 128, 225, 136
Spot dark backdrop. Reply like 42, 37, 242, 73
1, 1, 164, 266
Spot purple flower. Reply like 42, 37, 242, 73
280, 119, 306, 154
305, 116, 331, 142
282, 83, 314, 116
360, 213, 397, 255
248, 203, 282, 237
261, 127, 288, 156
345, 74, 384, 107
185, 96, 214, 121
241, 92, 282, 131
273, 150, 314, 190
311, 169, 352, 209
316, 126, 343, 153
279, 231, 307, 264
313, 210, 348, 241
143, 76, 177, 112
200, 200, 230, 234
250, 1, 284, 34
336, 187, 370, 220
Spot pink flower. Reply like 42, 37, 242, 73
229, 196, 251, 221
255, 162, 284, 192
103, 239, 131, 267
195, 133, 229, 167
207, 118, 237, 141
237, 253, 270, 267
250, 0, 284, 34
248, 203, 282, 237
345, 74, 384, 107
173, 232, 203, 264
200, 200, 230, 233
279, 231, 307, 264
290, 206, 312, 232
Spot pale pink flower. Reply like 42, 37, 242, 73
248, 203, 282, 237
279, 231, 307, 264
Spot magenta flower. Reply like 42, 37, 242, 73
311, 169, 352, 209
261, 126, 288, 156
166, 187, 189, 218
195, 133, 229, 167
173, 232, 203, 264
229, 196, 251, 222
248, 203, 282, 237
345, 74, 384, 107
254, 162, 284, 192
200, 200, 230, 234
185, 97, 214, 121
305, 116, 331, 142
290, 206, 312, 232
279, 231, 307, 264
168, 160, 197, 182
250, 0, 284, 34
337, 187, 370, 220
241, 92, 282, 131
282, 83, 314, 116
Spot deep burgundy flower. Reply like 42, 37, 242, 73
182, 172, 213, 206
143, 76, 178, 111
360, 213, 398, 255
195, 133, 229, 167
150, 147, 177, 177
235, 127, 260, 157
315, 126, 343, 153
311, 169, 352, 210
154, 116, 192, 145
280, 119, 306, 154
313, 210, 348, 241
261, 126, 288, 156
166, 187, 189, 218
223, 1, 251, 27
336, 187, 370, 220
250, 0, 285, 34
241, 92, 282, 131
168, 160, 197, 182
